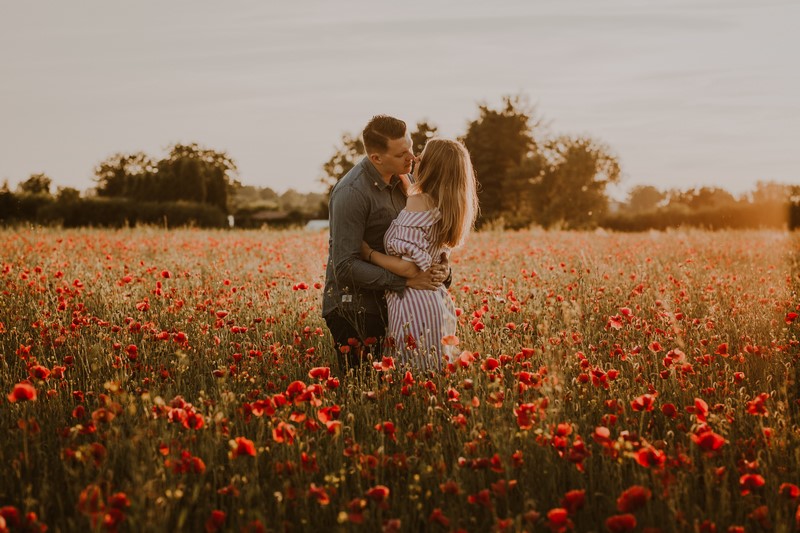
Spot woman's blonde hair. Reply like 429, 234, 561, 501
411, 138, 479, 249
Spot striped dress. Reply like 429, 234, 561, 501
384, 208, 457, 372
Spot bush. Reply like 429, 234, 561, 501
37, 197, 226, 228
601, 202, 789, 232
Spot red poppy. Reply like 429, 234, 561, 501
308, 484, 330, 506
561, 489, 586, 514
205, 510, 226, 533
630, 394, 656, 412
605, 514, 636, 533
740, 474, 766, 496
691, 428, 725, 452
272, 422, 296, 444
365, 485, 390, 503
634, 445, 666, 469
779, 483, 800, 499
616, 485, 651, 513
746, 393, 769, 416
308, 367, 330, 380
7, 382, 36, 403
428, 508, 450, 527
231, 437, 256, 458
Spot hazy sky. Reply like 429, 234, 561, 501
1, 0, 798, 199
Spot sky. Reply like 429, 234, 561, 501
1, 0, 798, 200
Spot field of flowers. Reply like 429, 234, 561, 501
1, 227, 799, 532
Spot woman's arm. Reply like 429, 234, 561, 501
360, 242, 421, 279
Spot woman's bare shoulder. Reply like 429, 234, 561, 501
405, 193, 435, 212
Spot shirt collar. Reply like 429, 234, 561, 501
361, 157, 400, 191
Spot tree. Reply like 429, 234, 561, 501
461, 95, 539, 226
94, 152, 155, 198
411, 120, 439, 157
94, 144, 237, 214
749, 181, 792, 205
531, 136, 621, 229
17, 173, 53, 196
667, 187, 736, 211
158, 143, 237, 213
56, 187, 81, 203
626, 185, 665, 213
321, 133, 364, 193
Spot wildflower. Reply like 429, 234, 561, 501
630, 394, 656, 412
740, 474, 765, 496
605, 514, 636, 532
779, 483, 800, 499
7, 382, 36, 403
428, 508, 450, 528
634, 445, 666, 469
205, 510, 225, 533
230, 437, 256, 458
561, 489, 586, 514
366, 485, 390, 503
616, 485, 651, 513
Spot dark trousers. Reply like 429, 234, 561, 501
324, 309, 387, 373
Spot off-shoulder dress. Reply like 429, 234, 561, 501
383, 208, 457, 371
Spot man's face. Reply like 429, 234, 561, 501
378, 134, 415, 176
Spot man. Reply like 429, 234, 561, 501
322, 115, 449, 372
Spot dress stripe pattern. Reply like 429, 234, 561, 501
384, 208, 457, 372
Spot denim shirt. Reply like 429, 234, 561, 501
322, 157, 408, 319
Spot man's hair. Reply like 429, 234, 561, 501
362, 115, 407, 155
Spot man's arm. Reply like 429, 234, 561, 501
330, 187, 406, 293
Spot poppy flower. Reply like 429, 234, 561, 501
779, 483, 800, 499
691, 428, 725, 452
428, 508, 450, 527
740, 474, 766, 495
441, 335, 459, 346
308, 367, 330, 380
605, 514, 636, 533
205, 510, 226, 533
630, 394, 656, 412
561, 489, 586, 514
7, 382, 36, 403
634, 445, 666, 469
616, 485, 651, 513
230, 437, 256, 458
365, 485, 390, 503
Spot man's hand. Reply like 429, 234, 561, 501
406, 263, 448, 291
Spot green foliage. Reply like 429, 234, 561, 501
37, 197, 226, 228
603, 201, 790, 231
532, 136, 621, 229
0, 191, 55, 222
626, 185, 666, 213
93, 144, 237, 214
320, 133, 364, 192
461, 95, 538, 227
16, 173, 53, 196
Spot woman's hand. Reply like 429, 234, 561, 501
360, 241, 372, 261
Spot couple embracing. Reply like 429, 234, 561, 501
322, 115, 479, 374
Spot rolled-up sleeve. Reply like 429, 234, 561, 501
330, 186, 406, 293
385, 227, 433, 271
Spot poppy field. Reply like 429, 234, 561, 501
1, 227, 799, 532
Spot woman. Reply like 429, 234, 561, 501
360, 138, 479, 371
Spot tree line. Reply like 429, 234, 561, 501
1, 94, 797, 230
321, 95, 797, 231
